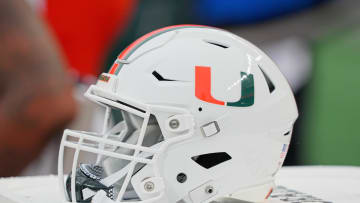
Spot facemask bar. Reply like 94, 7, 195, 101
96, 106, 125, 165
58, 85, 195, 203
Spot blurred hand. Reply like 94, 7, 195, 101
0, 0, 76, 176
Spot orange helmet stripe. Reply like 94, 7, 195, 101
109, 24, 211, 75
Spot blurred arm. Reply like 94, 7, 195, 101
0, 0, 76, 176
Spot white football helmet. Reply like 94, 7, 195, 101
58, 25, 298, 203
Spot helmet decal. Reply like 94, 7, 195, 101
195, 66, 254, 107
195, 66, 225, 105
108, 24, 213, 75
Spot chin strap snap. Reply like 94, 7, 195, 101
165, 114, 195, 134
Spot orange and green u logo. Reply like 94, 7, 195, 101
195, 66, 254, 107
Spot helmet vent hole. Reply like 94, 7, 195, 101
258, 65, 275, 93
152, 71, 176, 81
204, 40, 229, 49
284, 131, 291, 136
198, 107, 203, 112
191, 152, 232, 169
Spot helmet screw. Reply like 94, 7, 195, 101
177, 173, 187, 183
169, 119, 180, 129
205, 185, 214, 194
144, 181, 155, 192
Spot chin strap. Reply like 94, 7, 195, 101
92, 190, 115, 203
66, 164, 114, 202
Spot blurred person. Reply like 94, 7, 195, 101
0, 0, 76, 176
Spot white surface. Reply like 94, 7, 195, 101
275, 166, 360, 202
0, 175, 62, 203
1, 166, 360, 203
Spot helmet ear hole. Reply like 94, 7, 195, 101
198, 107, 203, 112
